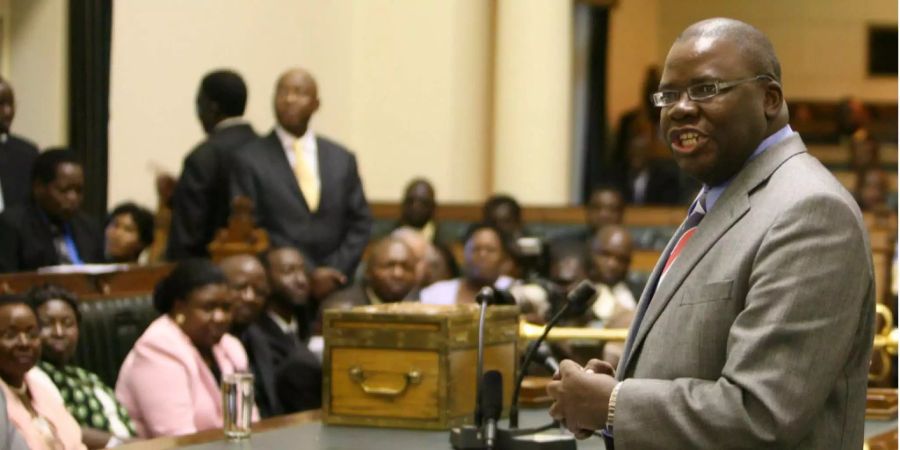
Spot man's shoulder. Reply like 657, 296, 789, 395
4, 134, 39, 155
209, 123, 257, 149
321, 283, 368, 309
232, 131, 280, 162
315, 135, 353, 156
0, 203, 36, 228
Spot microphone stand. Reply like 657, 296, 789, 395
451, 287, 496, 450
509, 280, 597, 428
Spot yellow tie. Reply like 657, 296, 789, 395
293, 138, 320, 212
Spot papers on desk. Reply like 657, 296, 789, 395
38, 263, 133, 274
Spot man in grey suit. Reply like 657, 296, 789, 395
548, 18, 874, 450
231, 68, 372, 299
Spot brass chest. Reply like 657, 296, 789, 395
322, 303, 519, 430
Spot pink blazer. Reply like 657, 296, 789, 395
1, 368, 86, 450
115, 315, 255, 437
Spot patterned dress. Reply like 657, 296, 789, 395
37, 361, 136, 438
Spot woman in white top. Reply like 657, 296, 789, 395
420, 224, 515, 305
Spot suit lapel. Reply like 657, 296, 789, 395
620, 134, 808, 376
316, 137, 336, 213
263, 131, 312, 214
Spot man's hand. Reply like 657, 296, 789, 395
547, 359, 618, 439
310, 267, 347, 300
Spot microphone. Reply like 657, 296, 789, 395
530, 342, 560, 373
509, 280, 597, 428
480, 371, 503, 450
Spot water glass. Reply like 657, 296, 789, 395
222, 372, 254, 439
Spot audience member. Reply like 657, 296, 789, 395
608, 66, 662, 186
622, 126, 683, 205
420, 224, 514, 305
0, 78, 39, 214
27, 285, 136, 448
848, 130, 880, 172
397, 178, 438, 241
837, 96, 871, 141
231, 68, 372, 301
253, 247, 321, 414
218, 255, 270, 336
321, 237, 417, 311
0, 295, 85, 449
0, 149, 103, 272
390, 226, 429, 294
217, 254, 282, 418
104, 203, 155, 264
547, 241, 592, 313
550, 185, 625, 245
115, 260, 254, 437
482, 194, 524, 241
587, 225, 637, 327
422, 241, 459, 287
167, 70, 257, 260
855, 167, 891, 213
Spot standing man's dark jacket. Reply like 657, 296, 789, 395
0, 135, 38, 211
167, 123, 257, 259
0, 202, 103, 272
231, 131, 371, 276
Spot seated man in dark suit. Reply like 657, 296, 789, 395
0, 149, 103, 272
321, 237, 417, 312
256, 246, 322, 414
167, 70, 257, 259
218, 254, 283, 418
0, 77, 39, 213
231, 68, 372, 301
396, 178, 438, 241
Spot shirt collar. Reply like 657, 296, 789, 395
365, 287, 385, 305
275, 125, 315, 151
214, 116, 248, 131
267, 310, 298, 335
704, 124, 794, 212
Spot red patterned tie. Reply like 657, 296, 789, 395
661, 192, 707, 277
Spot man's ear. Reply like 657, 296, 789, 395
763, 81, 784, 120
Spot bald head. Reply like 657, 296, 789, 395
391, 226, 429, 286
591, 225, 633, 286
274, 68, 320, 137
366, 237, 417, 302
677, 18, 781, 82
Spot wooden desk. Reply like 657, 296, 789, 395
116, 409, 897, 450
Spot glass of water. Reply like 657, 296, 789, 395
222, 372, 254, 440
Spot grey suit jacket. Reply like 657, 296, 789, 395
230, 131, 372, 275
614, 134, 875, 450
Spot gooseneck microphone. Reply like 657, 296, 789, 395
474, 286, 494, 425
508, 280, 597, 429
480, 371, 503, 450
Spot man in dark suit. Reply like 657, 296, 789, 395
250, 247, 321, 414
321, 237, 417, 311
218, 254, 282, 418
0, 78, 39, 213
167, 70, 257, 259
548, 19, 873, 449
396, 178, 439, 241
231, 68, 372, 300
0, 149, 103, 272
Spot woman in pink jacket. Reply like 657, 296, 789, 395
0, 296, 85, 450
115, 259, 255, 437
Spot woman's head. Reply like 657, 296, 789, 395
0, 295, 41, 387
105, 202, 155, 263
27, 285, 80, 367
462, 223, 509, 287
154, 259, 233, 352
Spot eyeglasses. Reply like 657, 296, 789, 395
650, 75, 774, 108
